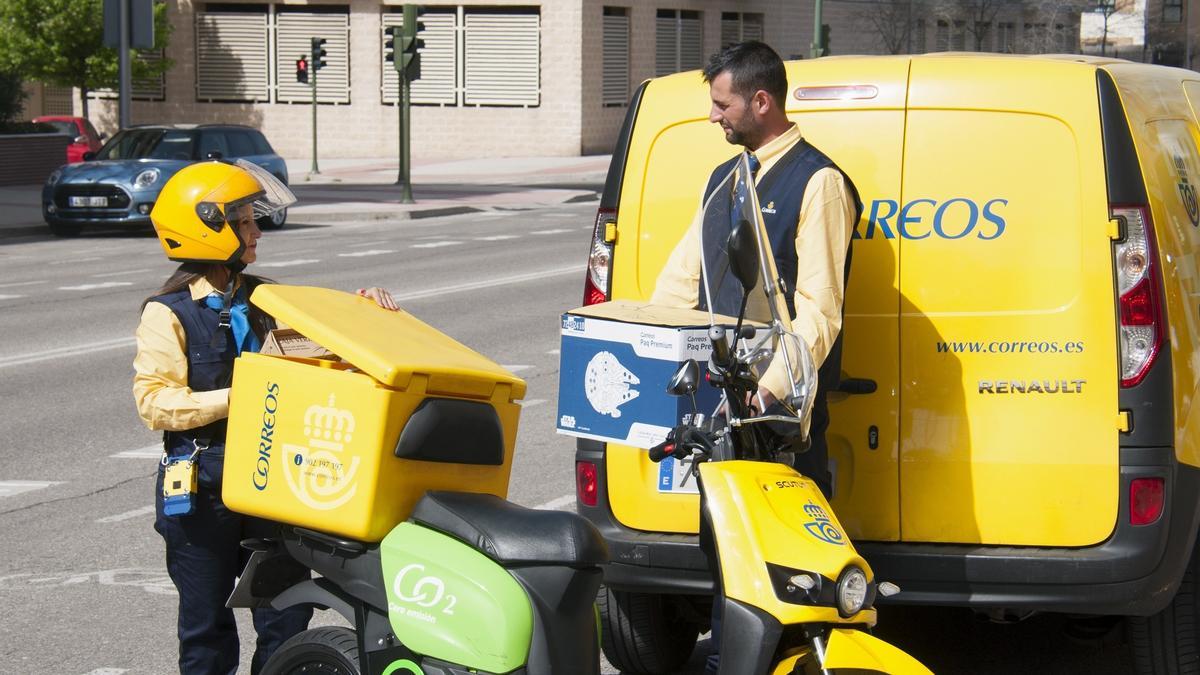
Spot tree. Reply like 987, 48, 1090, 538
929, 0, 1018, 51
0, 0, 172, 118
856, 0, 925, 54
0, 71, 27, 123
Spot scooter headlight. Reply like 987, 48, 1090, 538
836, 566, 869, 617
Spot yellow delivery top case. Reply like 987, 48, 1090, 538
223, 285, 526, 542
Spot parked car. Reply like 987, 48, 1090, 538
32, 115, 104, 164
42, 124, 289, 237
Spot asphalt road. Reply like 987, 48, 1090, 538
0, 205, 1133, 674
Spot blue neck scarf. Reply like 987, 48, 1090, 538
205, 286, 262, 355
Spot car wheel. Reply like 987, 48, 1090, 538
47, 220, 82, 237
598, 585, 700, 675
261, 626, 360, 675
258, 207, 287, 231
1128, 537, 1200, 674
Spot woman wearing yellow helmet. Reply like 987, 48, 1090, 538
132, 160, 395, 673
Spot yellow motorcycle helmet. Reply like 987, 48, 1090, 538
150, 159, 296, 265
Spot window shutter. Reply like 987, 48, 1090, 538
463, 10, 540, 106
742, 14, 764, 42
382, 11, 457, 105
655, 12, 677, 76
602, 10, 629, 106
276, 11, 350, 104
679, 12, 702, 70
720, 14, 739, 47
42, 86, 74, 116
195, 12, 269, 102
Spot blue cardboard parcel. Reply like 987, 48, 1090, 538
557, 303, 724, 449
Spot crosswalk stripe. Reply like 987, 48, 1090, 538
111, 445, 162, 459
58, 282, 134, 291
412, 241, 463, 249
257, 259, 321, 268
0, 481, 63, 498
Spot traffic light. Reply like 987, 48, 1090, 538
399, 5, 426, 78
819, 24, 831, 57
295, 55, 309, 84
311, 37, 328, 71
384, 25, 399, 70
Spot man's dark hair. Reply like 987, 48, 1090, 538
702, 41, 788, 107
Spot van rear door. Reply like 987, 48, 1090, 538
898, 58, 1120, 546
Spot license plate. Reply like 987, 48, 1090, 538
69, 196, 107, 207
657, 454, 699, 494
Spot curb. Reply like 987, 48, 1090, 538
288, 205, 483, 225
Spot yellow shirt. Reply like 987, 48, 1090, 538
133, 276, 234, 432
649, 124, 857, 398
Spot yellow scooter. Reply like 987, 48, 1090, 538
645, 152, 930, 674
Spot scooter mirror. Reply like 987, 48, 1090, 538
666, 359, 700, 397
727, 216, 760, 293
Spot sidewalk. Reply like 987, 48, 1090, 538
0, 154, 611, 236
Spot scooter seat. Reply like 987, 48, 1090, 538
412, 491, 608, 567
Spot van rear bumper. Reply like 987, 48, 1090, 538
581, 441, 1200, 615
861, 447, 1200, 616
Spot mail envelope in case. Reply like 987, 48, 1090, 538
223, 285, 526, 543
557, 301, 727, 449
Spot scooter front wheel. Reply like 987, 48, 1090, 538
263, 626, 362, 675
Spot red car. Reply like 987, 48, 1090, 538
33, 116, 105, 164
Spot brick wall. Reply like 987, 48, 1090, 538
91, 0, 585, 161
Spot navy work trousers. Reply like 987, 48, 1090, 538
155, 468, 311, 674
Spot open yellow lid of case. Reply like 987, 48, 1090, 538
250, 285, 526, 400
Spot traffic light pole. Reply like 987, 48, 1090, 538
811, 0, 824, 59
310, 63, 319, 175
398, 64, 413, 203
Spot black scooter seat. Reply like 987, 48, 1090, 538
412, 491, 608, 567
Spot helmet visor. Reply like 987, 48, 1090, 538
231, 159, 297, 220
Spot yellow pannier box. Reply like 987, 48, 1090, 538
223, 285, 526, 542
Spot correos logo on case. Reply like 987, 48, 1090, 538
281, 394, 361, 510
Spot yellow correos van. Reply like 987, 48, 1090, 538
573, 54, 1200, 674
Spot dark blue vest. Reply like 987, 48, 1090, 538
151, 279, 270, 487
699, 139, 860, 388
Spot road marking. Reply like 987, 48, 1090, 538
547, 348, 560, 355
348, 240, 389, 248
533, 494, 574, 511
0, 568, 176, 596
83, 669, 129, 675
0, 336, 135, 369
475, 235, 519, 241
502, 364, 533, 372
411, 241, 462, 249
50, 256, 103, 265
92, 268, 151, 278
530, 229, 571, 235
96, 506, 156, 524
111, 445, 162, 459
0, 294, 25, 300
521, 398, 547, 408
338, 249, 396, 258
58, 281, 134, 291
393, 265, 581, 302
0, 481, 63, 498
257, 259, 321, 268
0, 280, 47, 289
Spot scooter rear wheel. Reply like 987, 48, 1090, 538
262, 626, 362, 675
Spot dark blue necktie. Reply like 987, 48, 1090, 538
732, 153, 761, 229
205, 287, 262, 355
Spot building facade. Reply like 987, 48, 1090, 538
36, 0, 1101, 159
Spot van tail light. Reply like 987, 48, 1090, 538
576, 461, 599, 507
1130, 477, 1165, 526
584, 207, 616, 306
1112, 205, 1163, 387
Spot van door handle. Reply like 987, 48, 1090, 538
836, 378, 877, 395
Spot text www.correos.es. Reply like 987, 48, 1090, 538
936, 340, 1085, 354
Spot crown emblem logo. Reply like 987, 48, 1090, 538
284, 393, 360, 511
767, 201, 775, 210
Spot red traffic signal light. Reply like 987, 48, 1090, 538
295, 55, 309, 84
